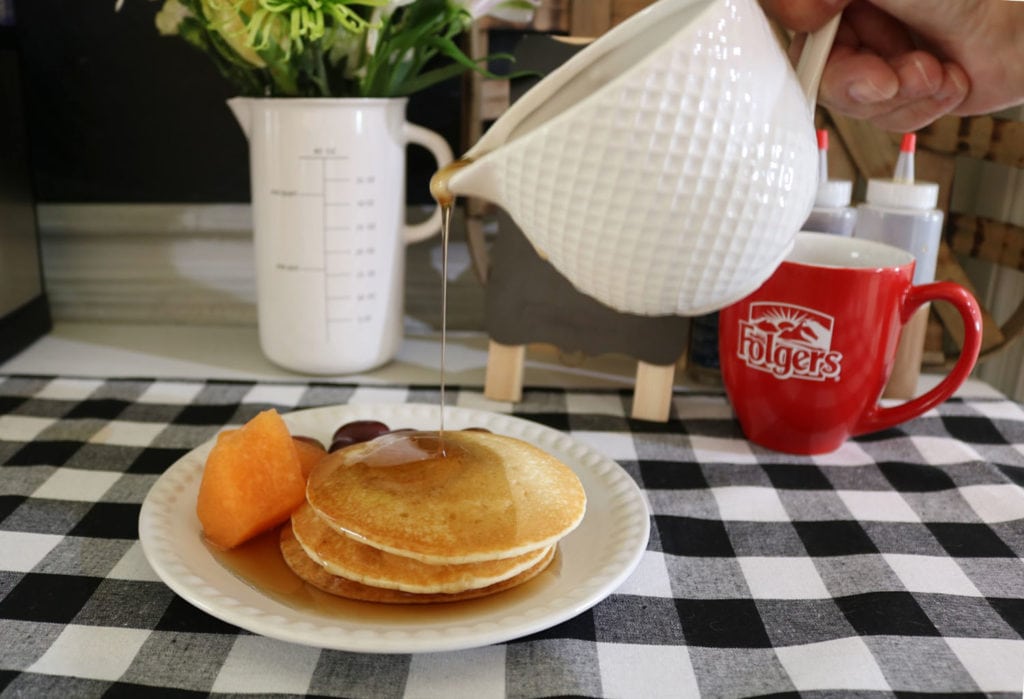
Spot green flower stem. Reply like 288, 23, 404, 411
311, 41, 331, 96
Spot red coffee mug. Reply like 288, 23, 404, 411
719, 233, 982, 455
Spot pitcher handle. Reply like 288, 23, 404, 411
795, 13, 842, 104
403, 123, 454, 244
853, 282, 983, 437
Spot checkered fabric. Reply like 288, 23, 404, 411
2, 375, 1023, 698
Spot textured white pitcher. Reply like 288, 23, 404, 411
230, 98, 452, 374
443, 0, 839, 316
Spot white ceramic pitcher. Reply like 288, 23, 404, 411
439, 0, 839, 316
230, 97, 452, 374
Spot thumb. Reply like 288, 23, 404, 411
863, 0, 984, 50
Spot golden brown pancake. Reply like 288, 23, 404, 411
306, 430, 586, 564
280, 523, 555, 604
290, 501, 553, 594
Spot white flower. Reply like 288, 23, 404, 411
154, 0, 192, 36
466, 0, 539, 23
363, 1, 417, 59
328, 27, 366, 78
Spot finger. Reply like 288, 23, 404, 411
817, 46, 899, 117
760, 0, 854, 33
864, 0, 982, 50
888, 51, 944, 101
817, 48, 946, 120
842, 0, 917, 58
871, 63, 970, 132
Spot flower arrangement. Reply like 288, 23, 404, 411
126, 0, 538, 98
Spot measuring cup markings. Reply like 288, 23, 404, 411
269, 149, 390, 335
327, 159, 390, 334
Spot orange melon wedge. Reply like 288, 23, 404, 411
196, 409, 305, 549
293, 436, 328, 480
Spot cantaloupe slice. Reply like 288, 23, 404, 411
196, 410, 305, 549
293, 437, 328, 480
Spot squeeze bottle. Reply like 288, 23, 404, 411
802, 129, 857, 236
853, 133, 944, 399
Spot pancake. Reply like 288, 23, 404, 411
306, 430, 586, 564
280, 523, 556, 604
290, 501, 553, 594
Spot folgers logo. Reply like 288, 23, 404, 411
736, 302, 842, 381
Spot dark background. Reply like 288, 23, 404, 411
11, 0, 474, 204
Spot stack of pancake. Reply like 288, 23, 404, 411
280, 428, 587, 604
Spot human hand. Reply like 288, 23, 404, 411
762, 0, 1024, 131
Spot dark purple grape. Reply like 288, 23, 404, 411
293, 435, 325, 450
332, 420, 390, 445
329, 435, 356, 452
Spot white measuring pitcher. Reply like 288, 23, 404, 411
438, 0, 839, 316
229, 98, 453, 374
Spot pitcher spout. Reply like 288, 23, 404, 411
430, 156, 503, 208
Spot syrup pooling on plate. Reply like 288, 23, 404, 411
207, 525, 563, 622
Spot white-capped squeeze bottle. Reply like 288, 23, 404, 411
802, 129, 857, 236
853, 133, 944, 399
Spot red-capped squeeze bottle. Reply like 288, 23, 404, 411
802, 129, 857, 236
853, 133, 945, 399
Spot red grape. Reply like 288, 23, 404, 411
329, 435, 356, 452
332, 420, 390, 445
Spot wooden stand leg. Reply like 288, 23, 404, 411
484, 340, 526, 403
631, 361, 676, 422
884, 304, 930, 399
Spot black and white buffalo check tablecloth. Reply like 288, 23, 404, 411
2, 374, 1023, 698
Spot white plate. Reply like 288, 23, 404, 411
139, 403, 650, 654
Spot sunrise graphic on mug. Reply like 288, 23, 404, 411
736, 302, 843, 381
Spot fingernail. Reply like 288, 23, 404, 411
935, 68, 968, 102
910, 56, 941, 92
848, 79, 891, 103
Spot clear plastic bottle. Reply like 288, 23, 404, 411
853, 133, 944, 398
802, 129, 857, 236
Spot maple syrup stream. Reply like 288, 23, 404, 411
439, 202, 451, 441
431, 158, 475, 447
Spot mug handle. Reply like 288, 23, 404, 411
854, 282, 983, 436
403, 123, 454, 244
